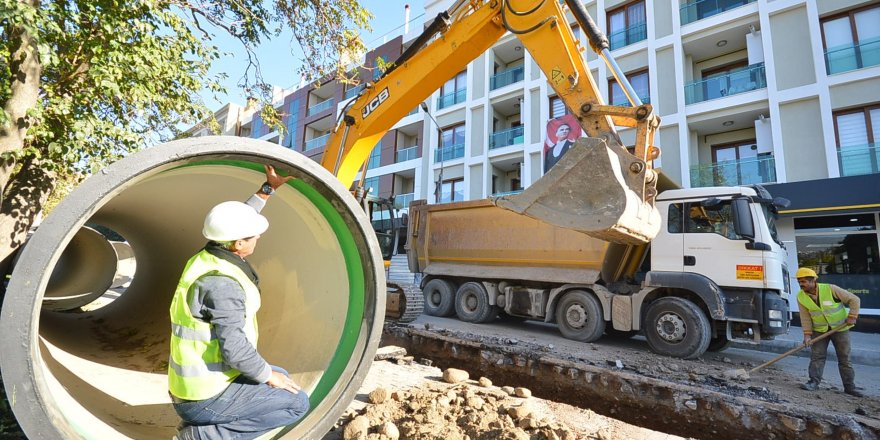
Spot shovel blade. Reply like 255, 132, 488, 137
493, 137, 660, 245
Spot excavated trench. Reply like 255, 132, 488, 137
382, 325, 879, 440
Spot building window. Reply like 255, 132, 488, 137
439, 71, 467, 108
373, 56, 388, 81
439, 178, 464, 204
821, 4, 880, 74
607, 0, 647, 50
362, 176, 379, 195
834, 105, 880, 176
794, 214, 879, 307
436, 124, 466, 162
550, 96, 570, 119
608, 69, 649, 106
367, 141, 382, 169
251, 116, 263, 139
285, 99, 300, 149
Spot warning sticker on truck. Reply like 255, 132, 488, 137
736, 265, 764, 280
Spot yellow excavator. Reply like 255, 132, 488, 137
320, 0, 662, 322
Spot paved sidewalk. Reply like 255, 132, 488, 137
731, 325, 880, 367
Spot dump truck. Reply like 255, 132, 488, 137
408, 171, 791, 359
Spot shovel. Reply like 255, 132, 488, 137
721, 323, 850, 381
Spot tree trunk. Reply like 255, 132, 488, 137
0, 157, 55, 280
0, 0, 44, 279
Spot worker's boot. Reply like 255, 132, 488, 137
844, 386, 864, 397
800, 381, 819, 391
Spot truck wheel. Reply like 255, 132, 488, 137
644, 297, 711, 359
422, 279, 456, 317
455, 282, 498, 323
555, 290, 605, 342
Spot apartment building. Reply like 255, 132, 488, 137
192, 0, 879, 325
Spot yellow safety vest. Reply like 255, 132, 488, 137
797, 283, 848, 333
168, 250, 261, 400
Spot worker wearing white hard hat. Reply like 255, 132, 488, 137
168, 165, 310, 440
795, 267, 862, 397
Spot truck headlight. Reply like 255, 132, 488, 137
769, 310, 783, 319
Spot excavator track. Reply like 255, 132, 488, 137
386, 281, 424, 323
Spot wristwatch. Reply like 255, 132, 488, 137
260, 182, 275, 196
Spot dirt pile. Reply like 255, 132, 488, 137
326, 350, 684, 440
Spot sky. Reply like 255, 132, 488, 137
202, 0, 426, 108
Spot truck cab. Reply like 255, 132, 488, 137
640, 185, 791, 356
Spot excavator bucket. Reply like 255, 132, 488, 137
493, 137, 661, 245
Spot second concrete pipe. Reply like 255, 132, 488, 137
0, 136, 386, 439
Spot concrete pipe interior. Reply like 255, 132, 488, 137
1, 137, 384, 439
42, 226, 119, 312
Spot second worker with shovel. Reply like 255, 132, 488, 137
796, 267, 863, 397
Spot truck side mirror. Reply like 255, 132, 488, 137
732, 198, 755, 240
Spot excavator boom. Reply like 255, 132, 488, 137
320, 0, 661, 244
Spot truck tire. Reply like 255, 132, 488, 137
455, 282, 498, 323
644, 297, 711, 359
422, 279, 456, 317
555, 290, 605, 342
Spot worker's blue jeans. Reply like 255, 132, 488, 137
173, 366, 310, 440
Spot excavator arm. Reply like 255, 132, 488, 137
320, 0, 661, 244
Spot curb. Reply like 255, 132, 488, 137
731, 339, 880, 367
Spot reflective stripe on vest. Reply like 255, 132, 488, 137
797, 283, 848, 333
168, 250, 261, 400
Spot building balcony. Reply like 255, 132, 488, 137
611, 94, 651, 107
343, 84, 366, 100
684, 63, 766, 105
489, 126, 525, 150
393, 192, 415, 210
490, 66, 525, 90
307, 98, 335, 116
396, 145, 420, 162
435, 143, 465, 162
838, 143, 880, 177
304, 133, 330, 151
491, 189, 523, 197
825, 38, 880, 75
437, 89, 466, 109
609, 22, 647, 51
689, 154, 776, 187
680, 0, 756, 25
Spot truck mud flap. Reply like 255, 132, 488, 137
492, 137, 660, 245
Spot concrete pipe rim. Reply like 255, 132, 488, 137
0, 136, 386, 439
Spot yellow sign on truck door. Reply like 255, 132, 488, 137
736, 264, 764, 280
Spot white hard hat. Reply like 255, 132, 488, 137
202, 201, 269, 241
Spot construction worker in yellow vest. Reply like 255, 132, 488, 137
168, 165, 310, 440
795, 267, 862, 397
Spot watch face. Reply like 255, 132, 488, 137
262, 183, 274, 194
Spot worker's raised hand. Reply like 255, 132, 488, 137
264, 165, 295, 190
267, 370, 302, 394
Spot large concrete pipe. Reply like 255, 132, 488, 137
0, 136, 386, 439
42, 226, 119, 312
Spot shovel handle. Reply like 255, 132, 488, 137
747, 324, 849, 375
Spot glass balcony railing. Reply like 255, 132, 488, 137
825, 38, 880, 75
303, 133, 330, 151
434, 143, 465, 162
490, 126, 525, 149
838, 143, 880, 177
437, 89, 466, 109
406, 106, 419, 116
343, 84, 365, 100
491, 189, 524, 197
611, 94, 651, 107
689, 154, 776, 187
680, 0, 756, 25
490, 65, 525, 90
608, 22, 647, 50
307, 98, 334, 116
396, 146, 419, 162
393, 192, 415, 210
684, 63, 766, 105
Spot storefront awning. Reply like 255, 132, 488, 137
765, 173, 880, 216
